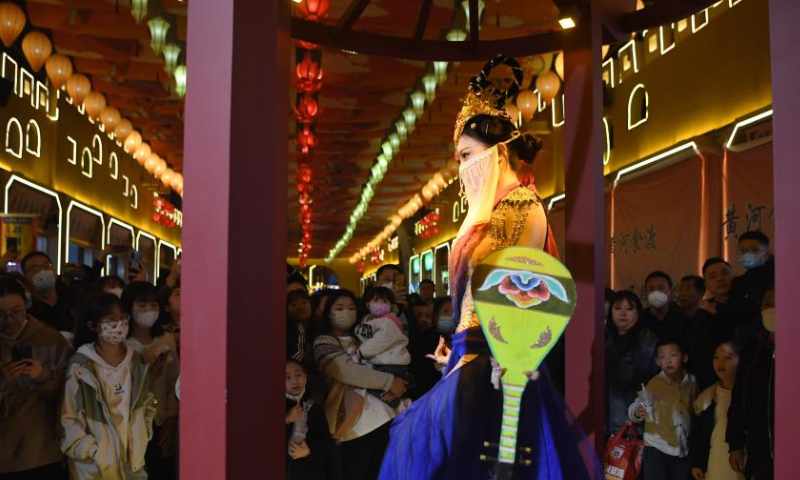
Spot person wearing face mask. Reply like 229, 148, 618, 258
379, 57, 601, 480
726, 289, 775, 480
641, 271, 687, 344
62, 293, 156, 480
21, 251, 76, 333
123, 281, 179, 480
99, 275, 126, 299
354, 287, 412, 408
686, 259, 762, 390
375, 264, 411, 337
313, 289, 406, 480
0, 277, 72, 479
732, 230, 774, 305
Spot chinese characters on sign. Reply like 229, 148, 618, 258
610, 224, 658, 255
722, 202, 773, 240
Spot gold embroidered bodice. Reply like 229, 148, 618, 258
456, 187, 542, 332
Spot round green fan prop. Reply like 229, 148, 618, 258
470, 246, 578, 473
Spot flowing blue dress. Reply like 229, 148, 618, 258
378, 328, 603, 480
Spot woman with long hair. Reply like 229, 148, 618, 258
378, 56, 602, 480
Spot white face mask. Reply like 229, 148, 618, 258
459, 146, 496, 207
330, 310, 356, 331
32, 270, 56, 292
99, 320, 129, 345
761, 307, 775, 333
106, 288, 124, 299
647, 291, 669, 309
133, 310, 159, 328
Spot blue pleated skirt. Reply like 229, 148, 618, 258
378, 328, 603, 480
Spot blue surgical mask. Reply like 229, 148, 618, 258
437, 314, 456, 334
738, 252, 765, 270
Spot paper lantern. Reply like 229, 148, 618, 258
504, 102, 520, 127
124, 131, 142, 154
21, 31, 52, 72
555, 52, 564, 80
171, 174, 183, 192
135, 143, 151, 165
446, 158, 460, 177
296, 51, 322, 94
162, 43, 181, 75
83, 92, 107, 120
296, 0, 330, 21
154, 159, 167, 178
174, 65, 186, 99
45, 54, 72, 89
422, 185, 434, 202
147, 17, 170, 56
100, 106, 121, 131
535, 70, 561, 104
516, 90, 537, 122
66, 74, 91, 105
144, 153, 159, 173
114, 119, 133, 141
160, 169, 174, 187
131, 0, 148, 24
0, 2, 25, 47
293, 94, 319, 124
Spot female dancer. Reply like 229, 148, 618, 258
378, 56, 602, 480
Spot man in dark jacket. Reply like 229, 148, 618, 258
686, 258, 761, 389
732, 230, 774, 306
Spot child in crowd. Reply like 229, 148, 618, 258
629, 340, 697, 480
354, 286, 412, 407
690, 341, 745, 480
61, 293, 156, 480
285, 359, 339, 480
123, 281, 180, 480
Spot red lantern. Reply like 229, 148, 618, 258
298, 163, 313, 183
296, 127, 317, 154
297, 0, 330, 21
294, 94, 320, 124
296, 52, 323, 94
153, 213, 161, 223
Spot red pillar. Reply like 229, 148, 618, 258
181, 1, 290, 479
768, 2, 800, 478
562, 4, 606, 451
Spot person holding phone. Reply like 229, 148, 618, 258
123, 281, 180, 480
0, 276, 72, 479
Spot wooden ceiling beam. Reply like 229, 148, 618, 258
335, 0, 372, 37
292, 17, 573, 61
413, 0, 433, 43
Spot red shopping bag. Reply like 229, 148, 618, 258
603, 421, 643, 480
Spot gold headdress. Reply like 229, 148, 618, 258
453, 55, 523, 145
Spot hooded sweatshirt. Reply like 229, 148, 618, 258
0, 317, 72, 474
61, 343, 156, 480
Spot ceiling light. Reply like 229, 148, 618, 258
131, 0, 148, 24
148, 17, 170, 55
162, 43, 181, 75
446, 29, 467, 42
558, 17, 576, 29
461, 0, 486, 30
174, 65, 187, 98
558, 7, 579, 30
